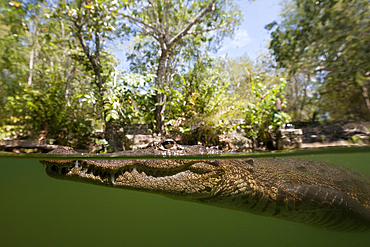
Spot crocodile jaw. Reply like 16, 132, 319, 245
41, 159, 223, 199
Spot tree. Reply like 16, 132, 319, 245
121, 0, 242, 134
1, 0, 95, 145
214, 54, 253, 116
0, 0, 28, 123
268, 0, 370, 121
56, 0, 126, 150
253, 52, 320, 122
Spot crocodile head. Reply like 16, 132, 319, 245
39, 141, 246, 200
39, 141, 370, 232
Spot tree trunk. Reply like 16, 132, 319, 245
156, 93, 166, 135
28, 46, 35, 86
360, 82, 370, 119
104, 118, 122, 152
75, 24, 123, 151
28, 15, 40, 86
155, 49, 168, 135
124, 0, 218, 135
299, 74, 309, 121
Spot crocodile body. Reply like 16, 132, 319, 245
40, 141, 370, 232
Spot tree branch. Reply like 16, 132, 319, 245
151, 1, 163, 35
121, 5, 159, 35
186, 25, 227, 35
74, 22, 102, 89
169, 0, 217, 46
122, 13, 154, 30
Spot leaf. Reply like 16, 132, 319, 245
9, 1, 21, 7
265, 21, 277, 31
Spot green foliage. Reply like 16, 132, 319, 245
101, 72, 156, 126
0, 123, 21, 141
123, 0, 243, 133
177, 121, 230, 147
320, 136, 325, 142
53, 0, 132, 150
268, 0, 370, 121
1, 1, 30, 120
56, 0, 122, 39
3, 84, 93, 145
123, 0, 242, 50
166, 57, 225, 118
0, 0, 96, 145
0, 0, 254, 151
94, 139, 109, 153
55, 0, 123, 92
242, 77, 291, 147
213, 54, 254, 118
162, 56, 232, 146
349, 136, 362, 144
253, 52, 321, 122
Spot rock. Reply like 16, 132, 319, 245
125, 124, 153, 135
219, 132, 252, 152
125, 134, 162, 150
276, 129, 303, 150
300, 121, 370, 143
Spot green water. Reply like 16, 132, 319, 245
1, 150, 370, 247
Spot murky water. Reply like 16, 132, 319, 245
1, 149, 370, 247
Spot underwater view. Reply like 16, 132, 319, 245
2, 0, 370, 246
1, 149, 370, 247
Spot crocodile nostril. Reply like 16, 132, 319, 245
205, 187, 212, 192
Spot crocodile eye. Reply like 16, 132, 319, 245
162, 140, 175, 149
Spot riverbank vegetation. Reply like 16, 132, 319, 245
1, 0, 369, 151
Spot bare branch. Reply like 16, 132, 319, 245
151, 2, 163, 34
121, 13, 155, 32
169, 0, 217, 46
186, 25, 228, 35
163, 0, 170, 41
95, 31, 100, 62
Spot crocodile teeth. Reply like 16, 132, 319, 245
74, 160, 79, 168
110, 173, 115, 184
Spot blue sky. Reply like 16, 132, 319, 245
215, 0, 283, 59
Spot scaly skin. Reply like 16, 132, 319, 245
40, 141, 370, 232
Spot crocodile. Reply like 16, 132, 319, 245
40, 140, 370, 232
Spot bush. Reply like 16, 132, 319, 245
2, 84, 94, 146
163, 57, 231, 146
241, 77, 291, 149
